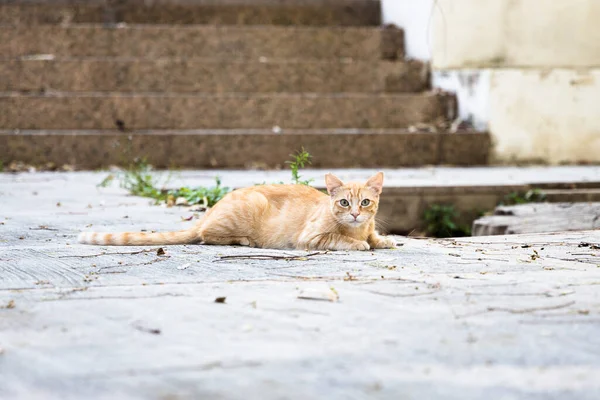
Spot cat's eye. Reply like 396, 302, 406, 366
361, 199, 371, 207
339, 199, 350, 207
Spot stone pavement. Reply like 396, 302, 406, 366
1, 170, 600, 400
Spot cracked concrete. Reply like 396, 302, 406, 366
1, 170, 600, 400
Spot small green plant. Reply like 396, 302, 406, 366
98, 159, 229, 207
119, 159, 166, 201
168, 177, 230, 208
99, 149, 314, 207
423, 204, 471, 238
286, 148, 313, 185
500, 188, 546, 206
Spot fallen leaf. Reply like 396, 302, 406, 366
298, 288, 339, 302
181, 215, 193, 221
344, 272, 356, 281
156, 247, 165, 256
132, 323, 161, 335
214, 296, 227, 303
530, 250, 540, 261
166, 195, 175, 207
175, 197, 189, 206
1, 300, 15, 309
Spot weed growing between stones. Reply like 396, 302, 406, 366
499, 189, 547, 206
98, 149, 314, 207
286, 147, 313, 186
423, 204, 471, 238
98, 159, 229, 208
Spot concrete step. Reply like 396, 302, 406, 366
543, 188, 600, 203
0, 129, 490, 170
0, 92, 454, 130
1, 25, 404, 61
1, 0, 381, 27
2, 58, 428, 94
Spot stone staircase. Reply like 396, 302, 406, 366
0, 0, 491, 169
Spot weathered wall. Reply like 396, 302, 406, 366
383, 0, 600, 163
431, 0, 600, 69
430, 0, 600, 163
489, 69, 600, 163
381, 0, 433, 61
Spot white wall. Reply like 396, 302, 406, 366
382, 0, 490, 131
382, 0, 600, 164
381, 0, 433, 61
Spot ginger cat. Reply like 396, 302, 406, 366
78, 172, 395, 251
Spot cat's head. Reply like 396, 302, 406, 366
325, 172, 384, 227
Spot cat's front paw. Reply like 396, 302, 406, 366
373, 236, 396, 249
349, 241, 370, 251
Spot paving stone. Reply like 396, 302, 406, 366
1, 170, 599, 399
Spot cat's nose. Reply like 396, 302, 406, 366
351, 212, 360, 219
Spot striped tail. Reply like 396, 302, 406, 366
78, 229, 200, 246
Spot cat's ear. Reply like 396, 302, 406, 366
365, 172, 384, 195
325, 173, 344, 195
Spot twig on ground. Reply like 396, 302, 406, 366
367, 289, 440, 298
486, 300, 576, 314
458, 300, 576, 319
215, 252, 326, 262
59, 249, 158, 258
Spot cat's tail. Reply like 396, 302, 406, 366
78, 229, 200, 246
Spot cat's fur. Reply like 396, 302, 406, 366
78, 172, 395, 251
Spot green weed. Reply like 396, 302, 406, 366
168, 177, 230, 208
98, 159, 229, 207
423, 204, 471, 238
286, 148, 313, 186
99, 149, 314, 207
500, 188, 546, 206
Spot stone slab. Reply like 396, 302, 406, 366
0, 24, 403, 60
0, 0, 382, 27
0, 92, 453, 129
473, 202, 600, 236
1, 170, 600, 399
1, 58, 429, 93
0, 129, 489, 171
